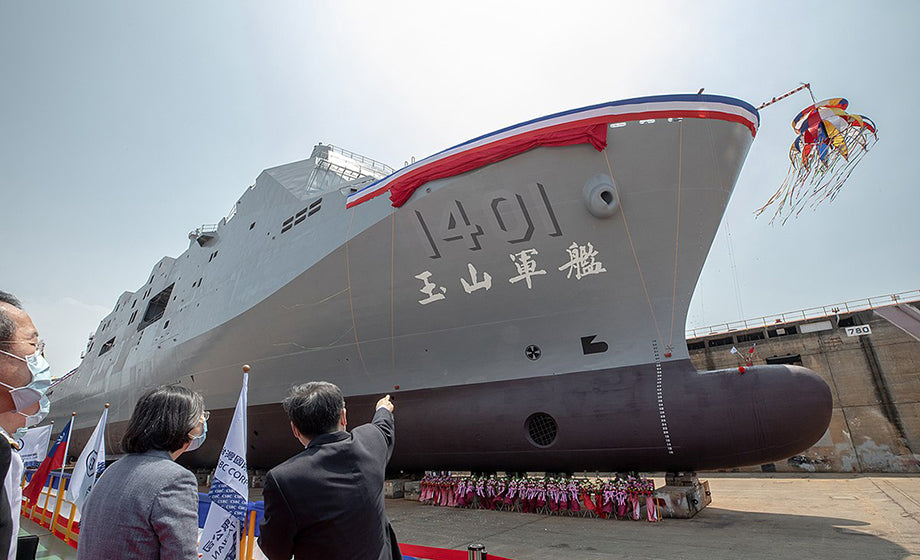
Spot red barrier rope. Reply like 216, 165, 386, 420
400, 543, 513, 560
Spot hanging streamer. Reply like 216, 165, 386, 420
757, 96, 877, 224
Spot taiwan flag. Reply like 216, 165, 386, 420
23, 418, 72, 504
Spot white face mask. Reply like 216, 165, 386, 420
0, 348, 53, 412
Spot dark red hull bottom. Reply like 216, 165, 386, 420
73, 360, 831, 473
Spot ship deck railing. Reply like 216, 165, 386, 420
325, 143, 395, 176
686, 289, 920, 339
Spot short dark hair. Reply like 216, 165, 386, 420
283, 382, 344, 438
122, 385, 205, 453
0, 291, 23, 342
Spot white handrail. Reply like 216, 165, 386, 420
686, 289, 920, 339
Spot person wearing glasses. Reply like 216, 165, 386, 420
77, 385, 208, 560
0, 291, 53, 560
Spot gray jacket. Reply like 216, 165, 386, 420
77, 450, 199, 560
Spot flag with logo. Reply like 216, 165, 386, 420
66, 406, 107, 510
16, 424, 53, 469
23, 418, 72, 504
199, 373, 249, 560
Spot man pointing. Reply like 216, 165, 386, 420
259, 382, 401, 560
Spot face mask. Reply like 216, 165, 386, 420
187, 420, 207, 452
0, 349, 53, 412
10, 396, 49, 440
21, 395, 50, 428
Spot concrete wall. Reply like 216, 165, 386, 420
688, 305, 920, 473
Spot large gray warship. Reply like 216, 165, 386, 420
49, 94, 832, 472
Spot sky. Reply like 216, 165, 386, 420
1, 0, 917, 372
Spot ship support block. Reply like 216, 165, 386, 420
655, 472, 712, 518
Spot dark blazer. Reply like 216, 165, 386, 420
259, 408, 401, 560
77, 450, 199, 560
0, 442, 11, 560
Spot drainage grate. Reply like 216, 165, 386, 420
526, 412, 558, 447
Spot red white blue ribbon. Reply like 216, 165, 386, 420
345, 94, 759, 209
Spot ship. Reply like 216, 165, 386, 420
49, 93, 833, 473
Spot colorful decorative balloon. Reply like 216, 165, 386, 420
757, 97, 877, 223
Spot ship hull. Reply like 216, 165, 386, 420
51, 95, 834, 472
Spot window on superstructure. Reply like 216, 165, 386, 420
282, 198, 322, 234
99, 337, 116, 356
294, 208, 308, 226
138, 283, 174, 331
128, 310, 138, 325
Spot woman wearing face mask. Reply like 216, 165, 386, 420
77, 385, 208, 560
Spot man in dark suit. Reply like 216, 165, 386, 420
259, 382, 401, 560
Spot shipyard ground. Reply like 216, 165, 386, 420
21, 474, 920, 559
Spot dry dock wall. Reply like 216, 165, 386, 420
687, 303, 920, 473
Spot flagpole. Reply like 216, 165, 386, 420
200, 364, 249, 560
51, 412, 75, 531
239, 365, 250, 560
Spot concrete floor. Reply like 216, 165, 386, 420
18, 517, 77, 560
387, 474, 920, 560
21, 474, 920, 559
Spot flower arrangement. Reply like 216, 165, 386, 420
416, 473, 658, 521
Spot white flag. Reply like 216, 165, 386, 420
67, 407, 107, 510
199, 373, 249, 560
16, 425, 53, 468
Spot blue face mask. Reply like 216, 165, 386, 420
0, 349, 53, 413
187, 420, 207, 452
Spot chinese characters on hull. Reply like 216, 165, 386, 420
558, 242, 607, 279
414, 242, 606, 305
415, 271, 447, 305
508, 249, 546, 289
460, 263, 492, 294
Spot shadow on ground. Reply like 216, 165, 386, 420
388, 501, 913, 560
